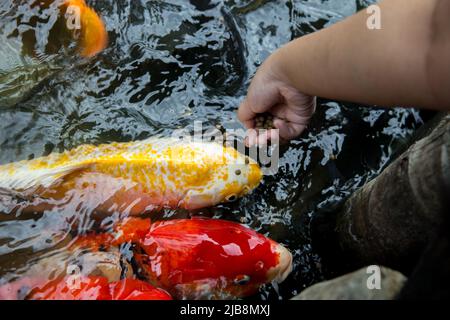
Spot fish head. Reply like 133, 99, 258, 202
180, 143, 263, 209
216, 233, 293, 299
134, 218, 292, 299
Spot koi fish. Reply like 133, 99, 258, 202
0, 138, 262, 214
0, 231, 135, 300
111, 217, 293, 299
24, 0, 108, 58
0, 228, 135, 298
0, 0, 107, 107
0, 245, 133, 288
0, 277, 172, 300
59, 0, 108, 58
3, 0, 107, 58
0, 217, 292, 300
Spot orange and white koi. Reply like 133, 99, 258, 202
0, 138, 262, 214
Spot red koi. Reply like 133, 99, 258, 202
115, 217, 293, 299
1, 277, 172, 300
1, 218, 292, 300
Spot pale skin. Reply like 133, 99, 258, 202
238, 0, 450, 145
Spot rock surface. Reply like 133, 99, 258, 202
336, 114, 450, 271
292, 266, 407, 300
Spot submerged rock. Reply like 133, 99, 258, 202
335, 115, 450, 272
292, 266, 406, 300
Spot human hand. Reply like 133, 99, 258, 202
238, 51, 316, 146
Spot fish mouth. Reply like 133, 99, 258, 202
268, 244, 293, 283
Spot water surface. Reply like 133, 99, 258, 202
0, 0, 423, 299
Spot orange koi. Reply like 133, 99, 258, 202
0, 277, 172, 300
88, 217, 293, 299
60, 0, 108, 57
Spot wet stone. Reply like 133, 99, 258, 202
292, 266, 407, 300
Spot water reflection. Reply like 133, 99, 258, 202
0, 0, 423, 300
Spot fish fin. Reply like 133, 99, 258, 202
0, 162, 89, 192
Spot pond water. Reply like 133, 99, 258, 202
0, 0, 425, 300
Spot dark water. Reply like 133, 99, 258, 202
0, 0, 424, 300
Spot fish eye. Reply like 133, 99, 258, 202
244, 157, 250, 165
233, 275, 251, 285
235, 169, 242, 176
226, 194, 237, 202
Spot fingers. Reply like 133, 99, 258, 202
244, 116, 307, 147
270, 94, 315, 125
244, 129, 281, 147
237, 68, 316, 145
238, 78, 282, 128
238, 98, 257, 129
273, 118, 307, 141
240, 97, 312, 146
